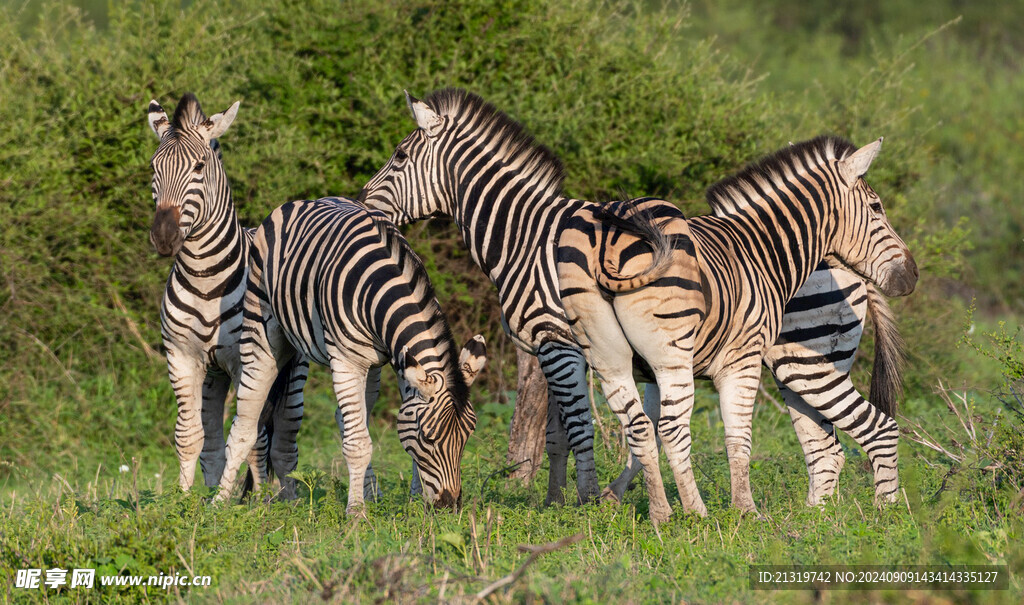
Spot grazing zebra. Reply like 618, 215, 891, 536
147, 93, 308, 497
358, 90, 915, 519
603, 262, 907, 508
214, 198, 486, 512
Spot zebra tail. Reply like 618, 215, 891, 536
592, 203, 676, 293
866, 283, 906, 418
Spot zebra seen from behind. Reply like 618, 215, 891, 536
147, 93, 308, 498
567, 136, 917, 518
358, 89, 914, 519
603, 261, 907, 508
214, 198, 486, 512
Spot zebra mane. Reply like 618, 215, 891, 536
423, 88, 567, 197
171, 92, 208, 132
706, 135, 858, 216
373, 216, 472, 412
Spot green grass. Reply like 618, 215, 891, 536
2, 376, 1022, 603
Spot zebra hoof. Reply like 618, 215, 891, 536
648, 504, 673, 526
544, 488, 566, 507
874, 491, 900, 507
600, 487, 622, 505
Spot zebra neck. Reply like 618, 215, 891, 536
453, 177, 578, 281
700, 194, 837, 303
174, 173, 247, 283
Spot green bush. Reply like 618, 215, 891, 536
0, 0, 998, 473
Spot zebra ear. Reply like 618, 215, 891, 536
201, 101, 240, 141
839, 137, 883, 184
458, 335, 487, 387
399, 347, 440, 398
148, 100, 171, 139
405, 90, 444, 137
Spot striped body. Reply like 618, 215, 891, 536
592, 137, 917, 516
215, 198, 484, 511
360, 90, 687, 504
147, 94, 307, 497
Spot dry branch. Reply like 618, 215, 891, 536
474, 533, 584, 600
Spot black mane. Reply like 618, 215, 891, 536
171, 92, 206, 131
423, 88, 567, 196
706, 135, 858, 215
374, 217, 471, 413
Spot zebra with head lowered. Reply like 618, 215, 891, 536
147, 93, 309, 497
358, 89, 915, 520
213, 197, 487, 512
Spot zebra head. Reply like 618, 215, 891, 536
146, 93, 239, 257
395, 335, 486, 509
828, 138, 918, 297
357, 91, 455, 225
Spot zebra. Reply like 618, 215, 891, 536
359, 90, 699, 507
559, 135, 917, 519
213, 197, 486, 512
357, 89, 915, 518
602, 261, 906, 509
147, 93, 308, 498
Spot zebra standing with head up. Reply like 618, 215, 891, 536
147, 93, 308, 497
359, 90, 704, 507
214, 198, 487, 512
358, 89, 915, 518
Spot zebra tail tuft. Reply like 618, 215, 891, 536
592, 201, 675, 293
866, 283, 905, 418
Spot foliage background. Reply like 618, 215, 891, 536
0, 0, 1021, 602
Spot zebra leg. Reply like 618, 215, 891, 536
598, 372, 674, 525
536, 345, 599, 504
603, 383, 660, 503
242, 422, 272, 498
773, 370, 899, 505
268, 357, 309, 501
715, 364, 763, 514
216, 292, 293, 502
167, 350, 208, 491
774, 378, 845, 506
543, 392, 570, 505
199, 369, 231, 488
328, 354, 374, 515
335, 365, 384, 502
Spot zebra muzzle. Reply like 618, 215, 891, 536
434, 488, 460, 510
150, 206, 183, 257
881, 254, 919, 297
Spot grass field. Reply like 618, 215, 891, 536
2, 0, 1023, 603
2, 370, 1022, 603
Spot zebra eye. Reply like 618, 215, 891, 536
193, 161, 205, 173
869, 202, 883, 214
394, 148, 408, 163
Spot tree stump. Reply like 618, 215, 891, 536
506, 348, 548, 484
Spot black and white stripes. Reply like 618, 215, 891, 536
213, 197, 485, 511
